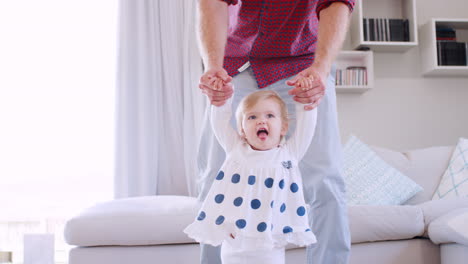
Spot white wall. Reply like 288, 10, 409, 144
337, 0, 468, 151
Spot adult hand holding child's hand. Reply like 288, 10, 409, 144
199, 67, 234, 107
286, 65, 327, 110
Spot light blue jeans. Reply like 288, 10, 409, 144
197, 66, 350, 264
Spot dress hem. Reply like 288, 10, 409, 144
184, 222, 317, 250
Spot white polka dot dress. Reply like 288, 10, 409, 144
184, 99, 318, 250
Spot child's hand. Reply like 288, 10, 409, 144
208, 78, 233, 106
288, 75, 319, 110
286, 66, 326, 110
297, 75, 314, 91
199, 69, 234, 107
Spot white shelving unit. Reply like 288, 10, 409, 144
349, 0, 418, 52
419, 18, 468, 77
336, 50, 374, 93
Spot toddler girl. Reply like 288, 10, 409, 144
184, 82, 318, 264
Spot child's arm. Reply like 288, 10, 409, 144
287, 101, 318, 160
210, 97, 239, 152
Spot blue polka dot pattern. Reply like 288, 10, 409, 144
233, 197, 243, 207
280, 203, 286, 213
290, 183, 299, 193
257, 222, 267, 232
297, 206, 305, 216
231, 173, 241, 184
215, 216, 225, 225
283, 226, 293, 234
236, 219, 246, 229
248, 175, 256, 185
216, 171, 224, 180
279, 179, 284, 189
214, 194, 224, 204
264, 178, 274, 188
197, 211, 206, 221
270, 201, 274, 208
305, 228, 311, 232
251, 199, 261, 209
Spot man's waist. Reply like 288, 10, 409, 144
224, 54, 315, 71
225, 53, 315, 61
223, 55, 315, 88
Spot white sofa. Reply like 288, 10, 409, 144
64, 145, 468, 264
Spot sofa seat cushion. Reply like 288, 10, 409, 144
65, 195, 426, 247
428, 208, 468, 246
64, 195, 199, 247
348, 205, 424, 244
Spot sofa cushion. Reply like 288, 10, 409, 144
64, 195, 199, 246
373, 146, 454, 205
432, 138, 468, 200
428, 208, 468, 246
65, 195, 428, 247
342, 135, 423, 205
348, 205, 424, 244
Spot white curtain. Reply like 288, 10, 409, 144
115, 0, 205, 198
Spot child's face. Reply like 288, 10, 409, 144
241, 98, 287, 151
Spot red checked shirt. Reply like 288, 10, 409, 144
221, 0, 354, 88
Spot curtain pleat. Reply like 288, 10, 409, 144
115, 0, 204, 198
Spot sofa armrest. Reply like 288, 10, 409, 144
417, 197, 468, 237
64, 195, 199, 247
428, 208, 468, 246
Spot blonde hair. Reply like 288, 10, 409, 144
235, 90, 289, 135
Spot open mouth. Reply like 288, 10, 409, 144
257, 128, 268, 140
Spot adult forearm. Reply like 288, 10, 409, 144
197, 0, 229, 70
313, 2, 352, 75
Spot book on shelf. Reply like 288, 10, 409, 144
389, 19, 404, 41
435, 25, 467, 66
336, 66, 367, 86
385, 18, 390, 41
403, 19, 409, 41
376, 18, 380, 41
363, 18, 368, 42
437, 41, 467, 66
363, 18, 409, 42
436, 26, 456, 41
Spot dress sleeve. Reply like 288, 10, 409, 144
210, 98, 240, 152
286, 103, 318, 160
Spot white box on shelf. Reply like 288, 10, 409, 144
336, 50, 374, 93
350, 0, 418, 52
23, 234, 54, 264
419, 18, 468, 77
